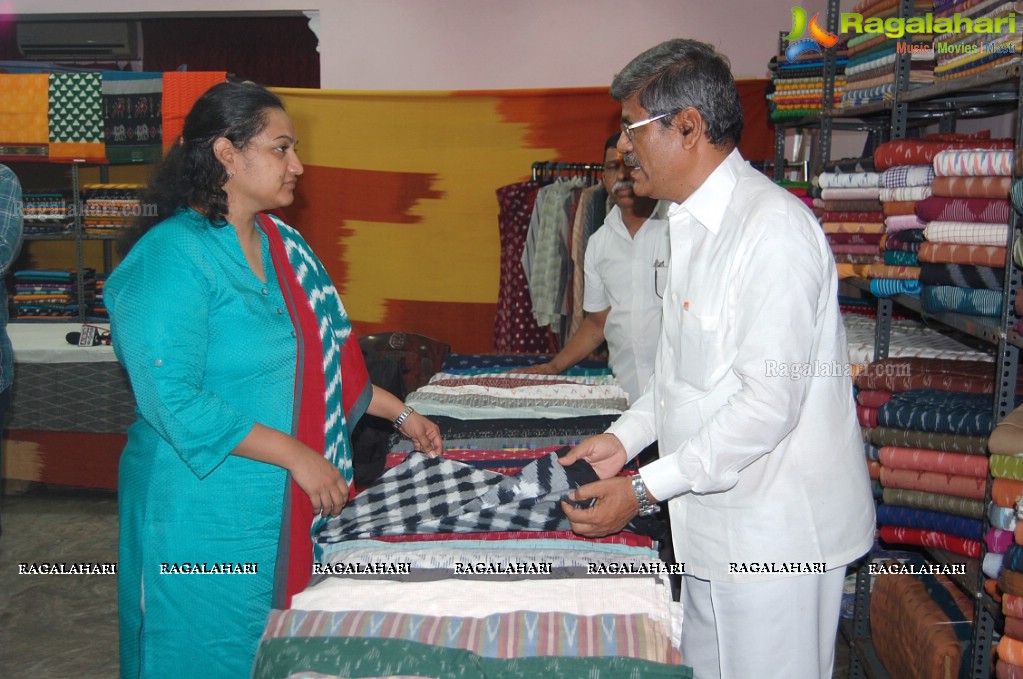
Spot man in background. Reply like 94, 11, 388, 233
516, 133, 668, 404
0, 164, 25, 537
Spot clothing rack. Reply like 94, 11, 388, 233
530, 161, 603, 184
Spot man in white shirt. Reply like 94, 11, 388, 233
559, 39, 875, 679
516, 133, 668, 403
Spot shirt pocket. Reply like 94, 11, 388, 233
676, 309, 725, 391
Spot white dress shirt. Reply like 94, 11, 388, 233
608, 149, 875, 582
583, 204, 669, 402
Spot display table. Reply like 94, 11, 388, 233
3, 322, 132, 490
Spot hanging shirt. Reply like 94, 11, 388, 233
607, 149, 875, 582
583, 204, 669, 403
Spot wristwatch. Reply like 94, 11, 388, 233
631, 475, 659, 517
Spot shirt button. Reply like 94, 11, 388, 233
261, 287, 269, 296
291, 331, 297, 338
276, 308, 284, 315
154, 359, 163, 367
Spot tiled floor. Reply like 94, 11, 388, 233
0, 484, 854, 678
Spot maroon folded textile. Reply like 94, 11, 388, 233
827, 233, 885, 246
855, 357, 1004, 395
874, 138, 1015, 172
915, 196, 1012, 224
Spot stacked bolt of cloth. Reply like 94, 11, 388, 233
856, 357, 1007, 559
839, 0, 934, 107
932, 0, 1023, 82
815, 157, 885, 278
916, 148, 1015, 316
987, 404, 1023, 678
765, 38, 846, 123
865, 163, 935, 297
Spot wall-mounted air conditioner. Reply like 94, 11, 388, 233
16, 21, 141, 61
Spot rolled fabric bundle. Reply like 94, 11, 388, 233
993, 477, 1023, 508
914, 196, 1012, 224
923, 221, 1009, 247
820, 186, 882, 201
884, 250, 920, 266
932, 175, 1012, 199
984, 551, 1005, 579
884, 229, 926, 253
817, 171, 882, 188
990, 504, 1018, 531
873, 138, 1014, 171
863, 263, 920, 280
822, 199, 886, 212
1012, 179, 1023, 214
1004, 569, 1023, 598
881, 164, 935, 187
877, 504, 985, 541
1017, 522, 1023, 546
866, 427, 989, 455
878, 525, 981, 557
1005, 593, 1023, 619
882, 199, 919, 216
827, 232, 885, 246
858, 405, 879, 428
933, 149, 1015, 177
882, 488, 985, 519
870, 279, 922, 297
919, 263, 1004, 291
1005, 615, 1023, 642
879, 446, 988, 477
990, 527, 1016, 554
820, 210, 885, 222
917, 242, 1006, 267
856, 389, 893, 408
1000, 636, 1023, 667
1003, 544, 1023, 573
920, 285, 1003, 317
1000, 659, 1023, 679
879, 467, 986, 500
884, 213, 927, 231
822, 221, 886, 234
880, 186, 932, 202
867, 459, 881, 480
993, 455, 1023, 481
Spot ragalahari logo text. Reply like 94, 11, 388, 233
785, 7, 839, 61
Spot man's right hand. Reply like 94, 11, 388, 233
507, 362, 559, 375
558, 433, 628, 479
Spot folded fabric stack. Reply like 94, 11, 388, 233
253, 350, 689, 678
917, 147, 1015, 316
766, 42, 846, 122
815, 161, 886, 278
80, 183, 144, 236
1012, 163, 1023, 337
867, 162, 935, 296
933, 0, 1023, 82
406, 355, 628, 420
840, 0, 933, 107
11, 268, 95, 321
856, 357, 1005, 558
20, 192, 71, 236
988, 405, 1023, 677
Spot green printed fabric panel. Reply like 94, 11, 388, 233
991, 455, 1023, 482
48, 72, 103, 143
252, 635, 691, 679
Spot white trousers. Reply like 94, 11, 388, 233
680, 567, 847, 679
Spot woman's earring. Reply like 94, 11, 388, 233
226, 170, 235, 180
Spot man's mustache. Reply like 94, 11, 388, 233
613, 180, 634, 193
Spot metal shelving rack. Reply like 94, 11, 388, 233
13, 160, 124, 324
772, 0, 1023, 676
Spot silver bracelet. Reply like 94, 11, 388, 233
631, 475, 659, 517
393, 405, 414, 431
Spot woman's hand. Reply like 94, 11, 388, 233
399, 411, 444, 458
289, 449, 350, 518
508, 362, 558, 375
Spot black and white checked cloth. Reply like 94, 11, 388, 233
316, 448, 599, 543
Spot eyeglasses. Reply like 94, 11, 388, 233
621, 112, 672, 141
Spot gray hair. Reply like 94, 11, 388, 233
610, 39, 743, 148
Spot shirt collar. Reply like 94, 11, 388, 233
667, 147, 745, 234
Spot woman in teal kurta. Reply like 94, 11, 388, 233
107, 82, 442, 678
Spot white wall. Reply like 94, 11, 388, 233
6, 0, 823, 88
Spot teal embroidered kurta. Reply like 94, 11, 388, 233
107, 209, 297, 679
